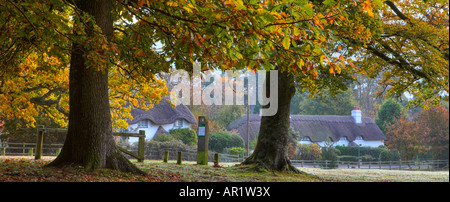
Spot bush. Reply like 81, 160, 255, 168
228, 147, 246, 157
379, 150, 401, 161
335, 145, 387, 161
295, 143, 322, 160
320, 145, 339, 169
168, 128, 198, 146
152, 134, 175, 142
361, 155, 377, 162
339, 155, 358, 162
208, 131, 244, 153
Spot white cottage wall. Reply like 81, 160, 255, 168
127, 119, 192, 143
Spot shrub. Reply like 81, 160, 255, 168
168, 128, 198, 146
339, 155, 358, 162
228, 147, 246, 157
361, 155, 377, 162
295, 143, 322, 160
153, 134, 175, 142
320, 145, 339, 169
379, 150, 401, 161
335, 145, 387, 161
208, 131, 244, 153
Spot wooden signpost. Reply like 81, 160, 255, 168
197, 116, 209, 165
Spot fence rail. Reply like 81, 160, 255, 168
291, 160, 449, 171
0, 142, 63, 156
121, 147, 248, 163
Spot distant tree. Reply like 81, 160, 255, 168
290, 92, 308, 115
418, 104, 449, 160
350, 74, 386, 119
376, 99, 405, 134
385, 115, 430, 160
295, 89, 357, 116
213, 105, 244, 130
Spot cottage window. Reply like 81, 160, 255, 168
174, 119, 183, 128
138, 120, 148, 128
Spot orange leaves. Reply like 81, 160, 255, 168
363, 0, 375, 18
135, 49, 146, 57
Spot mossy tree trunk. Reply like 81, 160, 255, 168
242, 69, 301, 173
46, 0, 144, 174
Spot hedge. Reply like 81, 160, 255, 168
335, 145, 400, 161
208, 131, 244, 153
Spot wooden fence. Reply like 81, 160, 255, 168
0, 142, 63, 156
0, 128, 146, 162
121, 147, 248, 163
291, 159, 449, 171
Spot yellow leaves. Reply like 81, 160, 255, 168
109, 67, 168, 130
282, 36, 291, 50
183, 3, 195, 13
329, 65, 335, 75
364, 0, 375, 18
166, 2, 178, 7
224, 0, 235, 7
272, 12, 283, 20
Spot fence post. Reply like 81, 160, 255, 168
214, 153, 219, 164
35, 130, 44, 160
138, 130, 145, 163
177, 152, 183, 165
163, 151, 169, 163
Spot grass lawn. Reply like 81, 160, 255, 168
0, 157, 448, 182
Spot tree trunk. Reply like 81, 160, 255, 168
46, 0, 144, 174
242, 68, 301, 173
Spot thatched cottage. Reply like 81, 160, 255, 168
125, 98, 197, 141
227, 108, 386, 148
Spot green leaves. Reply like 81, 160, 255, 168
282, 37, 291, 50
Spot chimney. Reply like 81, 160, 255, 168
351, 107, 362, 124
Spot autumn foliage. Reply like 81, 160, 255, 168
385, 103, 449, 160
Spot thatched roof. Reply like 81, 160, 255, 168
128, 98, 197, 125
152, 126, 170, 140
227, 114, 386, 143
